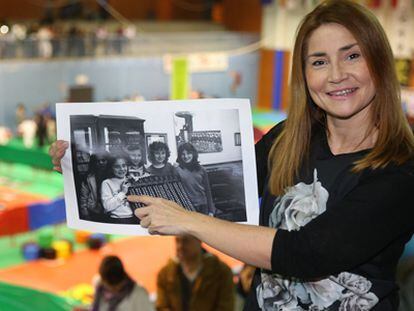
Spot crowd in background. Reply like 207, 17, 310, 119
0, 21, 137, 59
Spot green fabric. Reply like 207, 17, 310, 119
0, 162, 63, 199
251, 108, 286, 128
0, 138, 53, 170
0, 281, 76, 311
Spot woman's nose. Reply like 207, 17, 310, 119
328, 62, 347, 83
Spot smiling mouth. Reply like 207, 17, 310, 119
327, 88, 357, 96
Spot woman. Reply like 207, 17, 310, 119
130, 1, 414, 310
100, 156, 136, 224
176, 142, 215, 215
50, 1, 414, 309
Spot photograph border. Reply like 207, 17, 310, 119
57, 99, 259, 236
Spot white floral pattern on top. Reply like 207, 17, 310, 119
257, 169, 379, 310
269, 169, 329, 231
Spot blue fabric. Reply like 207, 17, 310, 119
28, 198, 66, 230
272, 50, 284, 110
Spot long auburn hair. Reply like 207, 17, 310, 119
268, 0, 414, 195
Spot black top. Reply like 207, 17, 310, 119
245, 122, 414, 311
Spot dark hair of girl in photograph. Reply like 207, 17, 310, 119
176, 142, 201, 171
103, 153, 129, 179
148, 141, 170, 165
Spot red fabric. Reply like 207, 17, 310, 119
0, 186, 48, 236
0, 205, 29, 236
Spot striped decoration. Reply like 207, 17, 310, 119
258, 49, 291, 111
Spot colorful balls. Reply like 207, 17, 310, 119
39, 247, 57, 260
75, 230, 91, 244
52, 240, 72, 260
87, 233, 106, 250
22, 242, 40, 261
37, 226, 54, 248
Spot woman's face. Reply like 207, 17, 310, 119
112, 158, 127, 178
181, 149, 194, 164
304, 23, 376, 126
153, 149, 166, 165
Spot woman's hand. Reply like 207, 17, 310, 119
128, 195, 193, 236
48, 140, 69, 172
129, 196, 274, 270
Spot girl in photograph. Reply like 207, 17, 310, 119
176, 142, 216, 216
79, 151, 108, 221
146, 141, 178, 177
125, 144, 149, 181
100, 155, 136, 224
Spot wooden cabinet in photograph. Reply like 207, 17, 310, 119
70, 115, 98, 176
95, 115, 145, 154
70, 114, 146, 176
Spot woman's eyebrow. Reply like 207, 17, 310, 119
306, 43, 359, 59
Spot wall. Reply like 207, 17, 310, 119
261, 2, 414, 57
0, 52, 259, 131
192, 109, 242, 164
133, 108, 241, 165
223, 0, 262, 32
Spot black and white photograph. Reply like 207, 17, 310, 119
57, 99, 258, 235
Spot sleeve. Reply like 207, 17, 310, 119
270, 169, 414, 279
79, 180, 90, 215
132, 285, 155, 311
155, 268, 172, 311
255, 122, 285, 197
100, 180, 127, 213
215, 262, 235, 311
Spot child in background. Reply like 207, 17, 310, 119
92, 255, 154, 311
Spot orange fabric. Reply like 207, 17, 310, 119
281, 51, 291, 111
0, 236, 241, 295
0, 186, 48, 209
258, 49, 275, 110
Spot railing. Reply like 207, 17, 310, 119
0, 31, 259, 59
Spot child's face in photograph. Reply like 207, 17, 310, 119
128, 149, 142, 166
181, 149, 193, 164
96, 156, 107, 169
112, 158, 127, 179
153, 149, 167, 165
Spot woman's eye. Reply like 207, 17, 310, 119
312, 60, 326, 67
348, 53, 360, 60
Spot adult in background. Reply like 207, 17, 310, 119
156, 234, 234, 311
